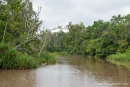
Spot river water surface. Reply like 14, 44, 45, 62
0, 56, 130, 87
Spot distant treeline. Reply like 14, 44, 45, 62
46, 14, 130, 59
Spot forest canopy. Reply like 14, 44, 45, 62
45, 14, 130, 58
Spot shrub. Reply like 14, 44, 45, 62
0, 43, 57, 69
40, 51, 57, 64
0, 42, 18, 69
0, 43, 38, 69
60, 51, 70, 56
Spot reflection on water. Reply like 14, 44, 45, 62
0, 70, 36, 87
0, 56, 130, 87
68, 56, 130, 87
36, 64, 97, 87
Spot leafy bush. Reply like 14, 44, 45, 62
0, 43, 57, 69
16, 53, 38, 69
60, 51, 70, 56
0, 42, 18, 69
40, 50, 56, 64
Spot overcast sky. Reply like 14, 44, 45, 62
32, 0, 130, 30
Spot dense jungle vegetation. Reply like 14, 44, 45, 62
0, 0, 130, 69
0, 0, 56, 69
46, 14, 130, 61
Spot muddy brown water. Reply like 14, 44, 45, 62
0, 56, 130, 87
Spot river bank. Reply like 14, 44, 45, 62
59, 50, 130, 70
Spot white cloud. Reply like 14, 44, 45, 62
32, 0, 130, 29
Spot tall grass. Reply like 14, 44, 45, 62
0, 43, 57, 69
59, 51, 70, 56
106, 50, 130, 70
107, 53, 130, 61
0, 42, 18, 69
16, 53, 38, 69
39, 51, 57, 64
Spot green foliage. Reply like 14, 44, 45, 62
16, 53, 38, 69
1, 0, 130, 69
40, 51, 50, 59
117, 40, 128, 53
107, 53, 130, 61
0, 42, 37, 69
0, 0, 58, 70
46, 14, 130, 60
0, 0, 43, 54
107, 47, 130, 61
0, 42, 17, 69
0, 43, 57, 69
40, 51, 56, 64
60, 51, 70, 56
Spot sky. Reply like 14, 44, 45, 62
32, 0, 130, 30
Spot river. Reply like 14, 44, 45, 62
0, 56, 130, 87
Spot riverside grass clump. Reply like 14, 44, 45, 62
59, 51, 70, 56
39, 51, 57, 64
107, 53, 130, 61
0, 43, 38, 69
0, 43, 56, 70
